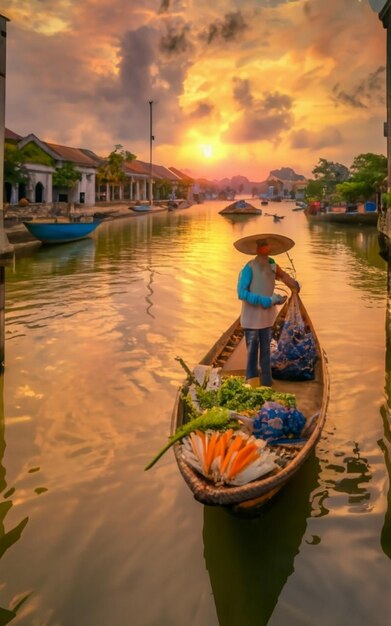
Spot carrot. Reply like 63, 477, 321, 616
204, 430, 219, 475
220, 434, 246, 476
227, 444, 259, 480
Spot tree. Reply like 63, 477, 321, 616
153, 178, 172, 200
4, 144, 28, 186
304, 179, 325, 202
53, 162, 81, 189
311, 158, 350, 197
97, 145, 136, 186
336, 153, 387, 203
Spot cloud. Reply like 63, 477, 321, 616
3, 0, 387, 180
159, 0, 171, 12
159, 24, 192, 55
290, 127, 343, 150
200, 11, 249, 45
188, 102, 215, 118
331, 66, 386, 109
233, 78, 254, 107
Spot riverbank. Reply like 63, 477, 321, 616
4, 202, 173, 252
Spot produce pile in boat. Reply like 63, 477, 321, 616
181, 428, 277, 486
145, 367, 308, 486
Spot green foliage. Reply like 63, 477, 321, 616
382, 192, 391, 208
336, 153, 387, 202
335, 180, 369, 203
310, 158, 350, 198
349, 152, 387, 189
307, 153, 387, 203
304, 178, 325, 201
97, 144, 136, 184
20, 141, 55, 166
53, 161, 81, 189
196, 376, 296, 412
144, 406, 238, 470
4, 144, 28, 185
153, 178, 172, 199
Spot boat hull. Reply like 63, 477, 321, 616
171, 295, 329, 511
305, 210, 378, 225
219, 201, 262, 215
23, 220, 101, 244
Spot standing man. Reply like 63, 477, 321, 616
234, 233, 300, 387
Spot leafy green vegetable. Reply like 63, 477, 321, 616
196, 376, 296, 412
145, 407, 238, 470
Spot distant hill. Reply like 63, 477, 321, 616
194, 167, 306, 193
269, 167, 306, 181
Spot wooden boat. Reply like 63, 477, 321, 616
305, 209, 378, 225
264, 212, 285, 222
171, 294, 329, 512
130, 204, 153, 212
293, 201, 307, 211
219, 201, 262, 215
23, 219, 100, 244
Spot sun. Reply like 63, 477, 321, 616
200, 144, 213, 159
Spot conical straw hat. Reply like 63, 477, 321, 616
233, 233, 295, 255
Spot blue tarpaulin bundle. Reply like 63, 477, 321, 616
271, 294, 317, 381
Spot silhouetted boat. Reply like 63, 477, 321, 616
219, 201, 262, 215
171, 294, 329, 513
23, 219, 101, 244
264, 212, 285, 222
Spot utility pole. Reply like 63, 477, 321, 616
0, 14, 14, 371
149, 100, 154, 206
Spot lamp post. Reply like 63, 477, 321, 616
0, 14, 14, 371
149, 100, 154, 206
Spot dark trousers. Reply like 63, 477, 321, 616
244, 327, 272, 386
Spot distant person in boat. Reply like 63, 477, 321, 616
234, 234, 300, 388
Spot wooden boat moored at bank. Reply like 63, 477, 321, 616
169, 294, 329, 512
23, 219, 101, 244
305, 208, 378, 225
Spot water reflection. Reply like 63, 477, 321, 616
326, 442, 372, 508
306, 224, 386, 298
203, 454, 320, 626
220, 214, 262, 234
7, 239, 97, 283
0, 375, 30, 622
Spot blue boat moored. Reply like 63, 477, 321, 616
23, 220, 101, 244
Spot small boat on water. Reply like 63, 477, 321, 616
130, 204, 153, 212
168, 294, 329, 513
264, 212, 285, 222
23, 219, 101, 244
219, 200, 262, 215
166, 200, 193, 211
293, 201, 307, 211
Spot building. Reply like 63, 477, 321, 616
4, 129, 186, 207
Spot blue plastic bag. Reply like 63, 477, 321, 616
271, 294, 316, 381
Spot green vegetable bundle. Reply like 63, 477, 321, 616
195, 376, 296, 412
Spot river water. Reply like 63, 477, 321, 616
1, 199, 391, 626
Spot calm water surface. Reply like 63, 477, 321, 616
1, 200, 391, 625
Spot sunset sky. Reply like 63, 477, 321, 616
2, 0, 388, 181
